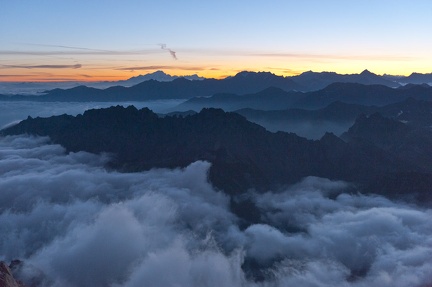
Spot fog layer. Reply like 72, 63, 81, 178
0, 135, 431, 287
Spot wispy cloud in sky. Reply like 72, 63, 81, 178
0, 43, 425, 82
1, 64, 82, 69
0, 45, 415, 62
158, 44, 178, 60
17, 43, 118, 53
252, 52, 416, 61
115, 65, 207, 72
1, 0, 432, 81
0, 50, 160, 56
79, 74, 93, 78
0, 74, 35, 78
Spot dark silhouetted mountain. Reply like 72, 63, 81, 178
237, 101, 372, 124
354, 69, 400, 87
365, 172, 432, 204
0, 72, 206, 95
400, 72, 432, 85
7, 71, 302, 102
223, 71, 304, 92
0, 261, 25, 287
40, 85, 108, 101
0, 94, 40, 101
291, 69, 400, 91
341, 113, 432, 202
234, 98, 432, 138
2, 106, 425, 205
174, 83, 432, 113
5, 69, 432, 98
4, 70, 432, 103
175, 87, 305, 112
294, 83, 394, 109
161, 110, 197, 118
342, 113, 432, 172
36, 80, 193, 101
234, 101, 376, 139
397, 83, 431, 90
115, 70, 205, 86
293, 82, 432, 109
376, 97, 432, 129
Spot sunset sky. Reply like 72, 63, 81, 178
1, 0, 432, 82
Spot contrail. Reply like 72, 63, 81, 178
158, 43, 178, 60
16, 42, 116, 53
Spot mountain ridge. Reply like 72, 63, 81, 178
2, 106, 429, 205
176, 82, 432, 112
2, 69, 432, 96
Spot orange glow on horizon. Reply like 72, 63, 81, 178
1, 62, 430, 83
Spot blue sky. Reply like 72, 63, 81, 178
1, 0, 432, 81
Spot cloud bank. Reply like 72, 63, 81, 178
0, 135, 431, 287
115, 65, 204, 72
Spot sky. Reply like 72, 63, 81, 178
1, 0, 432, 82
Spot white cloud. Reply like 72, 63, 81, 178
1, 135, 431, 287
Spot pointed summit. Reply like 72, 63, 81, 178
360, 69, 375, 76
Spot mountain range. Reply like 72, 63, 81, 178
2, 106, 431, 215
233, 96, 432, 138
108, 70, 205, 86
0, 70, 205, 95
2, 70, 432, 101
291, 69, 401, 90
0, 72, 300, 102
2, 78, 432, 114
176, 82, 432, 112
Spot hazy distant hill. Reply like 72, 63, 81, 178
292, 69, 401, 91
235, 98, 432, 138
5, 71, 302, 102
292, 82, 432, 109
3, 69, 432, 97
112, 70, 205, 86
175, 82, 432, 113
0, 71, 206, 95
235, 101, 375, 139
399, 72, 432, 85
342, 113, 432, 202
342, 113, 432, 171
175, 87, 304, 111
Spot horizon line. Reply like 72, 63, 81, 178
0, 68, 429, 83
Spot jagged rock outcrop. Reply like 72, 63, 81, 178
342, 113, 432, 172
2, 106, 425, 199
0, 262, 24, 287
341, 113, 432, 203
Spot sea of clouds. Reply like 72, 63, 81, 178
0, 135, 431, 287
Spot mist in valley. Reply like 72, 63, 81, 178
1, 135, 431, 287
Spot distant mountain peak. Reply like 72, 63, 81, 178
233, 71, 252, 78
136, 70, 168, 77
120, 71, 205, 86
360, 69, 375, 76
233, 71, 277, 79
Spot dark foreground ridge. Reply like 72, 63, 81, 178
2, 106, 431, 204
0, 261, 25, 287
